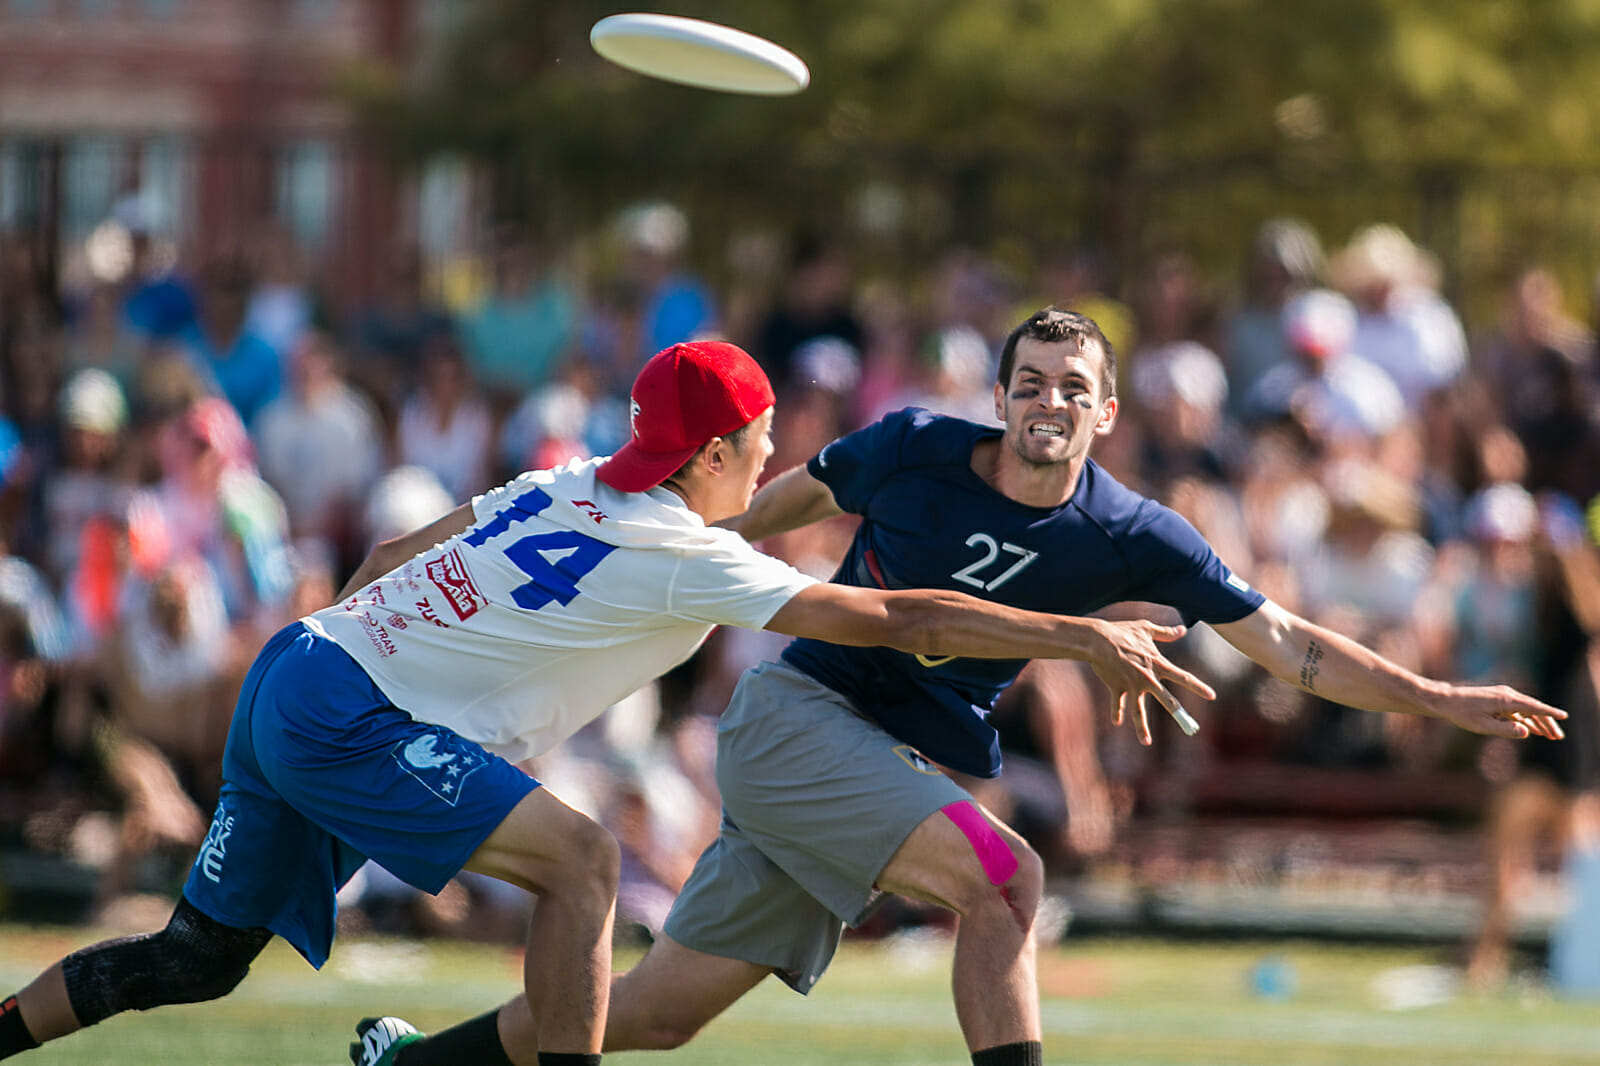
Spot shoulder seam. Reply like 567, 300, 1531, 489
662, 544, 687, 617
890, 410, 986, 473
1072, 495, 1136, 578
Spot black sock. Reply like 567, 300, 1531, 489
395, 1010, 512, 1066
536, 1055, 601, 1066
0, 997, 41, 1060
972, 1040, 1043, 1066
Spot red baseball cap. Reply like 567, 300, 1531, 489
596, 341, 776, 492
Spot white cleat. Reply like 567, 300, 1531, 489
349, 1015, 425, 1066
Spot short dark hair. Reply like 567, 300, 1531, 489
997, 307, 1117, 400
661, 420, 754, 490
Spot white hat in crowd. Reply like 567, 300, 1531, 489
1466, 482, 1539, 544
59, 368, 128, 435
1282, 289, 1357, 359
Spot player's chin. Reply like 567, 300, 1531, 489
1020, 441, 1072, 466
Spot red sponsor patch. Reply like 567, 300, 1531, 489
573, 499, 608, 524
356, 611, 398, 657
426, 549, 486, 620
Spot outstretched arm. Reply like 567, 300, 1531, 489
764, 583, 1216, 743
719, 464, 842, 542
335, 501, 476, 602
1212, 598, 1566, 739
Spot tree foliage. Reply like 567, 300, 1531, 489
349, 0, 1600, 302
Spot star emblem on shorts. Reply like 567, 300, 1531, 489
390, 733, 486, 807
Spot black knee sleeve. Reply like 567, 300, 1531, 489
60, 896, 272, 1027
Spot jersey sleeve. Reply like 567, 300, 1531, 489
1121, 500, 1265, 626
664, 533, 818, 629
806, 408, 922, 515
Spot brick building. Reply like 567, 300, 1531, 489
0, 0, 453, 311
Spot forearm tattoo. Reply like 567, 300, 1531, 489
1300, 639, 1325, 691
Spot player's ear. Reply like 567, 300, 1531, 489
702, 436, 729, 474
1094, 395, 1119, 436
993, 381, 1006, 422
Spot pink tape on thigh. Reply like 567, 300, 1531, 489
941, 801, 1019, 886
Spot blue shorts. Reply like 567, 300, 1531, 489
182, 622, 541, 967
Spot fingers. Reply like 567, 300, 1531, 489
1450, 688, 1569, 740
1143, 677, 1176, 717
1161, 662, 1217, 702
1520, 693, 1568, 719
1149, 624, 1189, 644
1108, 672, 1203, 742
1485, 709, 1562, 741
1142, 678, 1201, 737
1524, 712, 1563, 740
1497, 688, 1566, 720
1482, 717, 1528, 740
1127, 623, 1213, 700
1118, 690, 1152, 746
1514, 711, 1564, 741
1500, 692, 1567, 740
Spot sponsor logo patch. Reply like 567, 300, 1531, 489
893, 744, 942, 775
573, 499, 608, 524
1226, 572, 1251, 593
391, 729, 487, 806
426, 549, 486, 620
355, 611, 398, 657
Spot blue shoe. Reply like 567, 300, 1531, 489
349, 1016, 425, 1066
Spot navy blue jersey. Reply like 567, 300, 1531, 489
781, 408, 1265, 778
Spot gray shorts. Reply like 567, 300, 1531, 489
663, 660, 970, 993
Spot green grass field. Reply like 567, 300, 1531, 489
3, 924, 1598, 1065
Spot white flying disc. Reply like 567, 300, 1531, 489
590, 13, 809, 96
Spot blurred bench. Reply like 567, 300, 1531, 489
0, 849, 98, 924
1158, 763, 1489, 820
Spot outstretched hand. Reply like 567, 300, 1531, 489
1436, 684, 1566, 740
1085, 620, 1215, 746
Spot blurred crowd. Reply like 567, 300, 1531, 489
1, 200, 1599, 982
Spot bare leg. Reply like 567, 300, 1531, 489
1466, 774, 1568, 990
12, 964, 74, 1044
1022, 659, 1114, 858
496, 934, 769, 1059
463, 788, 620, 1060
877, 803, 1044, 1050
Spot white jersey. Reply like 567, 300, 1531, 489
308, 457, 816, 763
